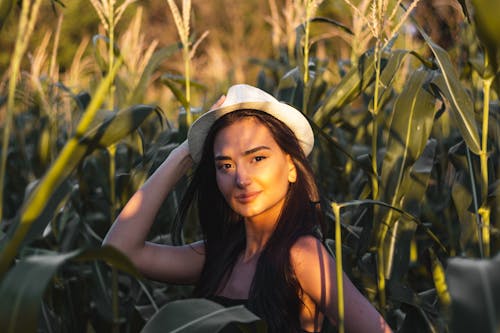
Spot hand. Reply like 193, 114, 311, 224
164, 140, 192, 171
176, 95, 225, 162
209, 94, 226, 111
173, 139, 191, 161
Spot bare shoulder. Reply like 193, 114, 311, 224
290, 235, 327, 266
290, 236, 393, 333
289, 235, 334, 286
292, 234, 323, 248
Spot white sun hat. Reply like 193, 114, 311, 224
187, 84, 314, 163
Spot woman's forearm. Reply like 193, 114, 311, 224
103, 141, 192, 255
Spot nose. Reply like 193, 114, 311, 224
235, 166, 251, 188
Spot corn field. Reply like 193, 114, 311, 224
0, 0, 499, 332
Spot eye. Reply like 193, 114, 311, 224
253, 156, 266, 162
216, 163, 233, 171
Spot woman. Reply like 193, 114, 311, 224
103, 84, 392, 333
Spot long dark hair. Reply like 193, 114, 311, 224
175, 109, 324, 332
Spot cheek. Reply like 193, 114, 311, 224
216, 173, 231, 198
269, 162, 289, 185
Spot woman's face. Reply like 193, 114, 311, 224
213, 117, 297, 223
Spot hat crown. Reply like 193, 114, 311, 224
221, 84, 276, 107
188, 84, 314, 163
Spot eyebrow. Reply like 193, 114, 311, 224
214, 146, 271, 161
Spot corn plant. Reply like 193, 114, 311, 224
257, 1, 499, 331
0, 3, 191, 332
165, 0, 208, 129
0, 0, 44, 223
1, 1, 499, 332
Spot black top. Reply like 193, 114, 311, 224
207, 295, 326, 333
208, 295, 248, 307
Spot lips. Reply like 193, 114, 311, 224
235, 191, 261, 203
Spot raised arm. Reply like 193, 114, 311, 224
103, 141, 205, 283
291, 236, 393, 333
104, 96, 226, 283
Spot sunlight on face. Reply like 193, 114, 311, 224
213, 117, 296, 223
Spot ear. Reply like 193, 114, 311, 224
287, 155, 297, 183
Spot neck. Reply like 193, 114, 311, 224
242, 215, 278, 261
241, 195, 286, 260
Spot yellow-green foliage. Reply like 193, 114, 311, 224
0, 1, 499, 332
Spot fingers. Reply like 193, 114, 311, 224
209, 94, 226, 111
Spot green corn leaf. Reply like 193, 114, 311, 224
84, 109, 116, 133
308, 117, 376, 192
121, 130, 146, 156
431, 72, 481, 155
310, 17, 354, 35
429, 249, 451, 307
73, 246, 139, 274
161, 73, 206, 90
384, 140, 437, 280
415, 27, 481, 154
380, 69, 436, 204
0, 101, 160, 277
401, 139, 437, 217
448, 140, 483, 255
82, 105, 163, 148
276, 62, 329, 117
305, 65, 329, 116
277, 66, 303, 109
367, 50, 411, 113
337, 199, 447, 253
0, 59, 122, 276
451, 176, 480, 254
250, 58, 289, 80
128, 43, 182, 105
379, 68, 438, 278
294, 16, 354, 50
0, 251, 78, 333
141, 298, 265, 333
387, 282, 438, 315
53, 83, 91, 112
92, 34, 122, 73
161, 74, 189, 111
294, 17, 353, 86
0, 246, 139, 333
397, 302, 440, 333
0, 179, 73, 249
446, 253, 500, 333
312, 51, 377, 127
387, 283, 443, 331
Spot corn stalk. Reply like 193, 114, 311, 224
0, 59, 122, 278
166, 0, 193, 126
86, 6, 136, 328
479, 66, 492, 258
0, 0, 43, 223
331, 202, 345, 333
302, 0, 321, 85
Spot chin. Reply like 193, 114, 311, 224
235, 209, 257, 218
232, 205, 260, 219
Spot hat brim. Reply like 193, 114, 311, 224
187, 100, 314, 163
